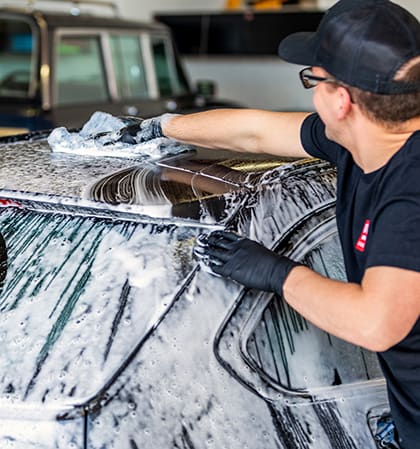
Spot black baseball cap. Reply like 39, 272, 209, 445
278, 0, 420, 94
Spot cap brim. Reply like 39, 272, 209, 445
278, 32, 318, 66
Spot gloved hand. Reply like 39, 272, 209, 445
49, 111, 181, 153
117, 113, 179, 144
194, 231, 301, 296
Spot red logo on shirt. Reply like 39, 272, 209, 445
355, 219, 370, 252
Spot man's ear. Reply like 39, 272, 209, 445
336, 86, 353, 119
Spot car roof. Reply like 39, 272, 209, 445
0, 137, 306, 222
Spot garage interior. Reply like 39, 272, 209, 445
121, 0, 419, 110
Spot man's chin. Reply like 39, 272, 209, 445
325, 127, 337, 143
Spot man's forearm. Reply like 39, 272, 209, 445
163, 109, 311, 158
283, 266, 373, 347
283, 265, 419, 352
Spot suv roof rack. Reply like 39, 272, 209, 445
2, 0, 119, 17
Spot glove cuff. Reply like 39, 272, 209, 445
271, 258, 302, 297
144, 113, 180, 139
159, 113, 181, 137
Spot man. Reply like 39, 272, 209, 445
128, 0, 420, 447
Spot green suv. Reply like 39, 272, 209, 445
0, 0, 239, 135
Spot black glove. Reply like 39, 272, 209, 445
194, 231, 301, 296
117, 113, 179, 144
114, 116, 146, 144
80, 112, 179, 146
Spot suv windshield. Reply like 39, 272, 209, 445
0, 16, 36, 99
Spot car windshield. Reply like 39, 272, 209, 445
0, 205, 199, 405
0, 16, 37, 99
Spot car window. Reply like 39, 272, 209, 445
0, 205, 198, 402
109, 34, 149, 100
56, 35, 108, 105
0, 16, 36, 98
151, 36, 189, 96
245, 220, 383, 392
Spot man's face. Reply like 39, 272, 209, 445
311, 66, 340, 141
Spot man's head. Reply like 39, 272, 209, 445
278, 0, 420, 95
279, 0, 420, 127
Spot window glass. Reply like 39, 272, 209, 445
110, 34, 149, 100
0, 206, 197, 402
56, 35, 108, 105
151, 37, 188, 96
0, 17, 35, 98
246, 229, 383, 392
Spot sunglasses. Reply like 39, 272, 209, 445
299, 67, 355, 103
299, 67, 339, 89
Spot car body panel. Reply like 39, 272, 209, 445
0, 135, 389, 448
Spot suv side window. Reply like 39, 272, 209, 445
0, 16, 35, 98
151, 36, 188, 97
109, 34, 149, 100
56, 35, 108, 105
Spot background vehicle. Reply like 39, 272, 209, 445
0, 0, 239, 136
0, 131, 391, 448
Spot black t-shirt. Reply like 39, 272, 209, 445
301, 113, 420, 449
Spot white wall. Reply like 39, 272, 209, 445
117, 0, 420, 110
184, 58, 314, 111
396, 0, 420, 18
120, 0, 224, 20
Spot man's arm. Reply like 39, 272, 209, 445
196, 231, 420, 352
283, 265, 420, 352
163, 109, 312, 158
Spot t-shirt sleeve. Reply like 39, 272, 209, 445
300, 113, 342, 165
366, 160, 420, 273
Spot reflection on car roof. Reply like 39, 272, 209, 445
0, 139, 299, 211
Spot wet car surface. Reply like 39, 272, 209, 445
0, 134, 390, 448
